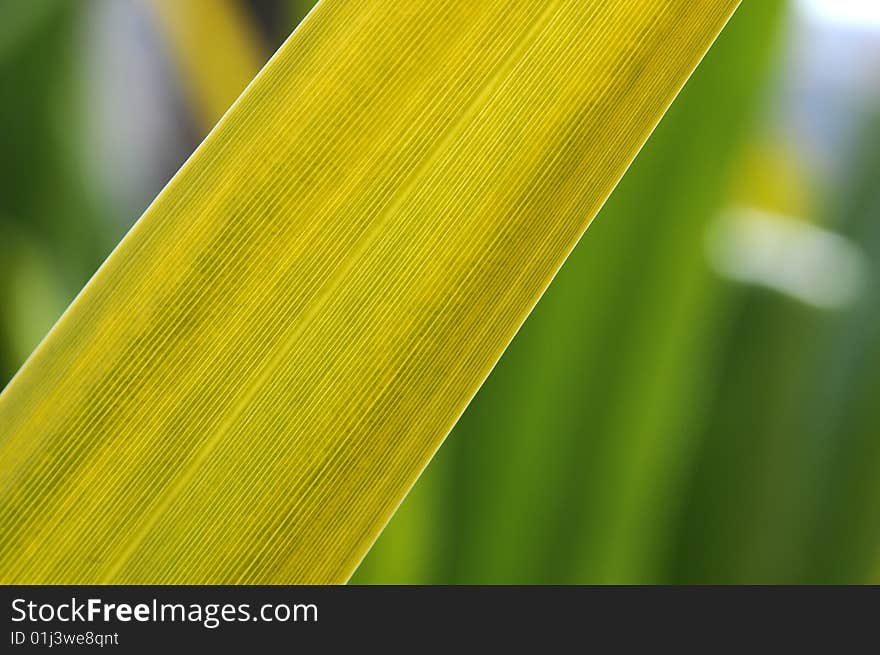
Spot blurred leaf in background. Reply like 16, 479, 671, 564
671, 5, 880, 582
798, 107, 880, 583
0, 0, 113, 383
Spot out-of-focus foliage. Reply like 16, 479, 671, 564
0, 1, 114, 381
2, 0, 878, 583
0, 0, 58, 63
797, 109, 880, 583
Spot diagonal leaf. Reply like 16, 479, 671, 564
0, 0, 739, 584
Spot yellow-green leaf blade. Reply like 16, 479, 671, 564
0, 0, 739, 584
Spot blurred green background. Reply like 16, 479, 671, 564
2, 0, 878, 583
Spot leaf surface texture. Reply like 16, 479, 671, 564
0, 0, 738, 583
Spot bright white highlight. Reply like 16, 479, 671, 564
707, 207, 867, 310
798, 0, 880, 27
